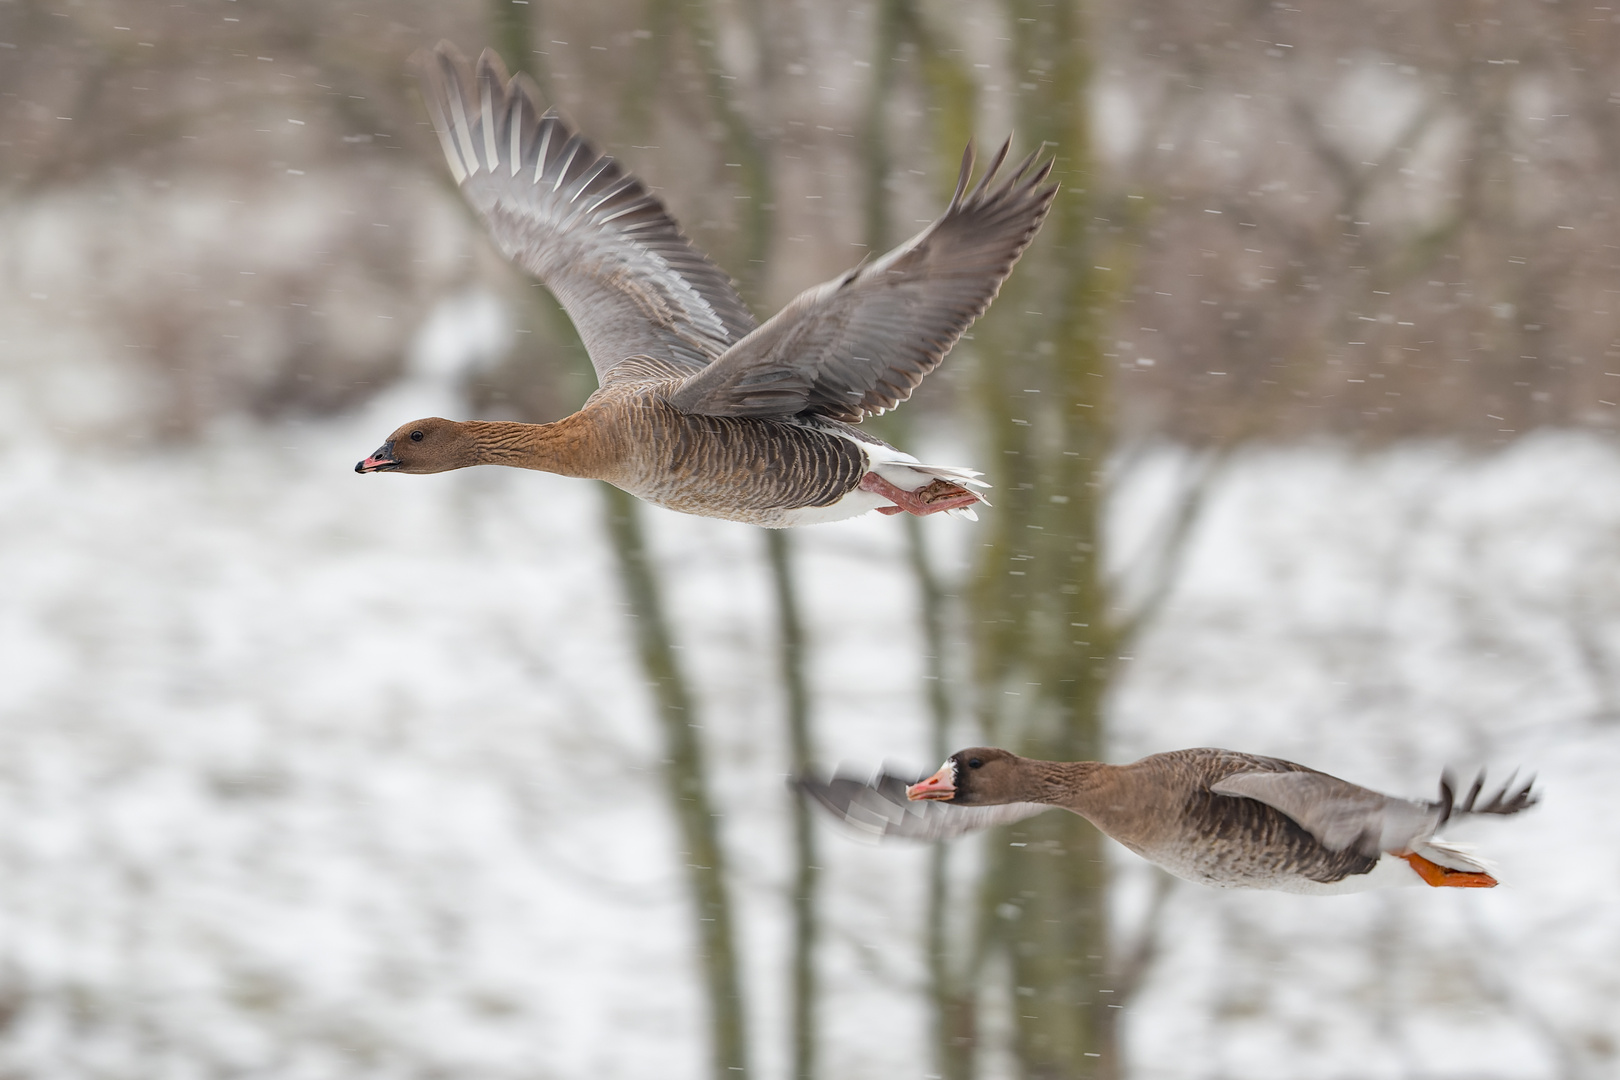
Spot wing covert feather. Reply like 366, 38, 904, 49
1209, 771, 1440, 856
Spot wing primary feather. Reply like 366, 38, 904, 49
473, 50, 514, 175
551, 137, 583, 192
948, 140, 975, 209
568, 157, 615, 203
508, 93, 523, 177
1439, 767, 1539, 819
585, 177, 640, 217
474, 48, 511, 87
1481, 770, 1536, 814
966, 136, 1013, 203
531, 115, 556, 185
422, 67, 469, 185
441, 54, 481, 178
478, 74, 499, 173
614, 214, 662, 233
1025, 155, 1057, 193
1007, 148, 1042, 191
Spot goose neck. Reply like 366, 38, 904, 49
464, 416, 617, 480
1024, 758, 1108, 808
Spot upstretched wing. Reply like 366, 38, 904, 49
420, 43, 757, 383
796, 768, 1050, 842
667, 141, 1058, 422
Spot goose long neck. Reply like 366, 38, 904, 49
1022, 759, 1108, 810
464, 415, 619, 480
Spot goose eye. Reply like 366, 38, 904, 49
967, 757, 983, 769
410, 430, 425, 442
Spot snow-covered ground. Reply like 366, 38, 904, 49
2, 382, 1617, 1078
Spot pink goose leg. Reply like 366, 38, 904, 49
859, 472, 982, 517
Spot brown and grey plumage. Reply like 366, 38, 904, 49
355, 43, 1058, 527
799, 747, 1539, 893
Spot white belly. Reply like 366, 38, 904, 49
1148, 848, 1420, 894
770, 486, 896, 527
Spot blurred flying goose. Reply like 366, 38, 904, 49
356, 43, 1057, 527
800, 747, 1539, 893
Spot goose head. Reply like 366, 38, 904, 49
356, 417, 477, 474
907, 747, 1027, 805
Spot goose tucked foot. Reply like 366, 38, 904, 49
858, 472, 983, 517
1398, 851, 1498, 888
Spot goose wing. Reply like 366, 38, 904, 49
1210, 765, 1541, 859
1209, 771, 1436, 857
797, 768, 1050, 842
667, 141, 1058, 422
421, 44, 757, 383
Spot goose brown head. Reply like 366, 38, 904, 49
907, 747, 1031, 805
356, 417, 478, 474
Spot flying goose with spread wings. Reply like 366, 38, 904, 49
357, 43, 1057, 527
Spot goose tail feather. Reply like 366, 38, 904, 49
899, 461, 991, 520
1412, 838, 1497, 877
906, 462, 993, 490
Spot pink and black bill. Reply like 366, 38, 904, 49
355, 442, 399, 473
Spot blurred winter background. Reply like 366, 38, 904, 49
3, 1, 1619, 1079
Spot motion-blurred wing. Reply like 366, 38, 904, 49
421, 44, 757, 383
667, 140, 1057, 421
797, 768, 1050, 842
1210, 771, 1439, 856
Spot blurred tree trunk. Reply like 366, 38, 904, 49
906, 505, 979, 1080
601, 485, 752, 1080
493, 6, 752, 1078
766, 530, 819, 1080
964, 1, 1121, 1077
641, 8, 816, 1077
863, 4, 980, 1077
